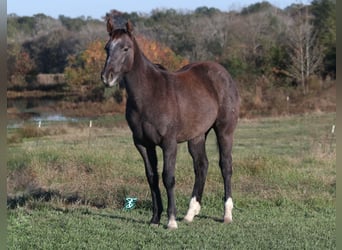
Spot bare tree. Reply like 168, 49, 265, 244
286, 6, 322, 94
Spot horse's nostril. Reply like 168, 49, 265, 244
109, 72, 114, 81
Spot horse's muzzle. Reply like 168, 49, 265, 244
101, 71, 117, 87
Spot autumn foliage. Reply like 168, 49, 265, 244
65, 35, 189, 88
64, 40, 106, 87
9, 50, 35, 86
136, 35, 189, 71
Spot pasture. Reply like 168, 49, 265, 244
7, 112, 336, 249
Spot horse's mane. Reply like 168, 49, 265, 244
154, 63, 167, 71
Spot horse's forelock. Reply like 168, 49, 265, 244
110, 28, 133, 40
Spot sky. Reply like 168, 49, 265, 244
7, 0, 312, 19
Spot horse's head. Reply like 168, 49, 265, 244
101, 19, 135, 87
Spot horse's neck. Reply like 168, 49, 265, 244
124, 40, 158, 100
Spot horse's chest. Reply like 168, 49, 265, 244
126, 110, 167, 145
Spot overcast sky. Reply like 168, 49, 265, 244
8, 0, 311, 19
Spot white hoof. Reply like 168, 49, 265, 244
184, 197, 201, 222
223, 197, 233, 224
223, 215, 233, 224
167, 215, 178, 229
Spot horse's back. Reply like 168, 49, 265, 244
175, 61, 239, 107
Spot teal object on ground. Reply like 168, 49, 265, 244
124, 197, 138, 210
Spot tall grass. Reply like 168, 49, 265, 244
7, 113, 336, 206
7, 112, 336, 249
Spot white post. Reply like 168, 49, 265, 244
36, 120, 42, 146
329, 124, 335, 152
286, 96, 290, 115
88, 120, 92, 146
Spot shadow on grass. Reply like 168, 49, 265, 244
7, 188, 152, 226
7, 187, 104, 209
7, 189, 226, 227
7, 188, 62, 209
195, 214, 224, 223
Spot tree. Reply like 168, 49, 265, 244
59, 15, 86, 31
64, 40, 106, 100
286, 6, 322, 94
136, 35, 189, 71
23, 28, 80, 73
7, 44, 36, 88
311, 0, 336, 77
241, 1, 274, 15
65, 40, 105, 86
220, 5, 286, 79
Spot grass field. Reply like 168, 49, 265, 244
7, 112, 336, 249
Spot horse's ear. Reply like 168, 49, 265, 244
106, 16, 114, 34
126, 20, 134, 33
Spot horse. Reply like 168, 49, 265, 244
101, 20, 240, 229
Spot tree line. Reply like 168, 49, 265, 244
7, 0, 335, 114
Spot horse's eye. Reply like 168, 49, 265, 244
123, 47, 129, 52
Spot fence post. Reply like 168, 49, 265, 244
330, 124, 335, 152
286, 96, 290, 115
36, 120, 42, 146
88, 120, 92, 147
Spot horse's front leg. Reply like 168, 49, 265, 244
134, 141, 163, 226
161, 140, 178, 229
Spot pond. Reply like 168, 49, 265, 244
7, 96, 78, 128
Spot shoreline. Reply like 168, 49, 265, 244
7, 90, 74, 99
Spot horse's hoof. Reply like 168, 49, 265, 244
223, 198, 233, 224
184, 197, 201, 223
167, 223, 178, 230
167, 216, 178, 229
183, 217, 192, 223
223, 216, 232, 224
183, 214, 195, 223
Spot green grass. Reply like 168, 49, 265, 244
8, 203, 335, 249
7, 112, 336, 249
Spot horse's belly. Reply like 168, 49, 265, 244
126, 101, 217, 145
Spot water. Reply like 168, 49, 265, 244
7, 97, 78, 128
30, 114, 77, 122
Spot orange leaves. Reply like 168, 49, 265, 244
65, 40, 106, 86
136, 35, 189, 71
81, 40, 106, 68
15, 51, 35, 75
65, 35, 188, 88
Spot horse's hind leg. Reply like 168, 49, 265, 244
214, 127, 234, 224
184, 134, 208, 222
